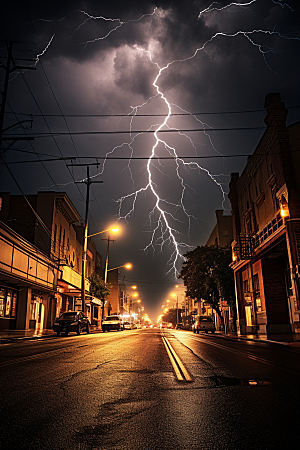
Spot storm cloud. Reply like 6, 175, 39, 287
1, 0, 300, 319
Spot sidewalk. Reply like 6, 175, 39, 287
0, 326, 102, 344
212, 330, 300, 347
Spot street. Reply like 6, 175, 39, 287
1, 329, 300, 450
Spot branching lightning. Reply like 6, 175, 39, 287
33, 1, 299, 277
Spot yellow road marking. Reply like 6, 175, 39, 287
162, 335, 193, 382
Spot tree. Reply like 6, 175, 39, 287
179, 245, 236, 325
89, 272, 112, 321
162, 308, 183, 327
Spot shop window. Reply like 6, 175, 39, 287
11, 292, 17, 317
0, 289, 5, 317
0, 289, 18, 318
253, 274, 262, 312
30, 300, 36, 320
5, 291, 12, 316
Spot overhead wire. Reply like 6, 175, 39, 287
3, 104, 300, 118
4, 99, 61, 191
4, 147, 300, 165
3, 126, 269, 138
19, 3, 98, 226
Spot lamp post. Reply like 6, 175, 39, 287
81, 225, 119, 313
103, 232, 123, 283
172, 293, 179, 327
102, 263, 132, 321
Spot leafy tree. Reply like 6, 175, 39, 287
89, 272, 112, 321
179, 245, 236, 325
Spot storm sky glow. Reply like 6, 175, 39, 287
1, 0, 300, 320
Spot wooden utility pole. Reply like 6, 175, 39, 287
0, 40, 36, 146
74, 165, 103, 312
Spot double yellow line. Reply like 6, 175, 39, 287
162, 334, 193, 382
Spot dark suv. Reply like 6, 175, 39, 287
53, 311, 90, 336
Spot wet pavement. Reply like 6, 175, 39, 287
1, 327, 300, 346
1, 328, 300, 450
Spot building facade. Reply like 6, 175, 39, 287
206, 210, 233, 247
229, 93, 300, 339
0, 191, 104, 330
0, 221, 59, 331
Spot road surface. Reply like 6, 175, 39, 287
1, 329, 299, 449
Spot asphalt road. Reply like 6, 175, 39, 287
1, 329, 300, 450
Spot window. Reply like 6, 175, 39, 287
5, 291, 12, 316
243, 279, 250, 293
0, 289, 5, 317
0, 289, 18, 319
53, 224, 57, 253
253, 274, 260, 294
253, 274, 262, 312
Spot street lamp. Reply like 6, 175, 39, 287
103, 229, 123, 284
107, 263, 132, 274
81, 226, 119, 312
171, 293, 179, 326
88, 227, 119, 238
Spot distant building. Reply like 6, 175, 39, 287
205, 210, 234, 332
206, 210, 233, 247
229, 93, 300, 339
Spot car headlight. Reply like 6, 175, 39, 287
71, 322, 78, 326
54, 322, 60, 326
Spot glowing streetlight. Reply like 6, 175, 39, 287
88, 227, 119, 238
81, 226, 119, 312
107, 263, 132, 272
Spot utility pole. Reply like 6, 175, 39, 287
74, 165, 103, 313
0, 40, 36, 146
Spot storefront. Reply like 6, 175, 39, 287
0, 286, 18, 330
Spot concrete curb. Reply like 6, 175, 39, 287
0, 329, 103, 344
203, 331, 300, 347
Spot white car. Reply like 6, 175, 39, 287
193, 315, 216, 334
102, 315, 123, 332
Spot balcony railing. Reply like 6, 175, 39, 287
233, 213, 284, 263
252, 213, 283, 249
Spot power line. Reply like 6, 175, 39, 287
3, 126, 267, 139
3, 104, 300, 118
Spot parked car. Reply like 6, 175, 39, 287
123, 321, 132, 330
193, 315, 216, 334
53, 311, 90, 336
102, 315, 123, 332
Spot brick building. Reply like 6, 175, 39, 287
206, 210, 233, 247
229, 93, 300, 339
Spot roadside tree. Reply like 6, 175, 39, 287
179, 245, 236, 327
89, 272, 112, 321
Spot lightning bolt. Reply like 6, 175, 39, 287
198, 0, 294, 16
34, 2, 299, 277
34, 34, 55, 65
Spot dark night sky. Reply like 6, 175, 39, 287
1, 1, 300, 321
